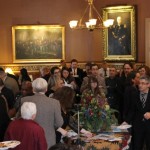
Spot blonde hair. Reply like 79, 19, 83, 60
48, 75, 63, 91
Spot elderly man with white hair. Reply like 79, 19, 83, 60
5, 102, 47, 150
19, 78, 63, 148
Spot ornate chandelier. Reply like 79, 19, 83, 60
69, 0, 114, 31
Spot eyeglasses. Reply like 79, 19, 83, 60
124, 68, 131, 70
139, 82, 149, 85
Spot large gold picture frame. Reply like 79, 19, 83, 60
12, 25, 65, 63
103, 5, 136, 61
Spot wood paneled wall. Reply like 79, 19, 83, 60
0, 0, 150, 65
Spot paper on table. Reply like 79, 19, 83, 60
90, 134, 113, 140
67, 130, 78, 137
117, 125, 132, 130
108, 137, 122, 141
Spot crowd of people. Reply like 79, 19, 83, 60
0, 60, 150, 150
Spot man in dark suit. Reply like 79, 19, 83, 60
0, 94, 10, 141
123, 76, 150, 150
0, 78, 15, 117
68, 59, 83, 89
105, 66, 119, 112
133, 76, 150, 150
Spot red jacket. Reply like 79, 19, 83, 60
5, 118, 47, 150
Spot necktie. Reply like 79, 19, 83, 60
141, 93, 146, 108
74, 69, 76, 75
104, 69, 107, 77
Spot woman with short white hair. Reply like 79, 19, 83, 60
21, 102, 37, 120
5, 102, 47, 150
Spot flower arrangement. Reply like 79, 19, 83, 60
79, 90, 118, 132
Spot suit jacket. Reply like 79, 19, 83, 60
105, 76, 119, 110
68, 68, 83, 88
134, 90, 150, 124
123, 85, 138, 123
99, 68, 110, 78
20, 93, 63, 148
1, 86, 15, 109
126, 90, 150, 127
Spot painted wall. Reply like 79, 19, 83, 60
0, 0, 150, 64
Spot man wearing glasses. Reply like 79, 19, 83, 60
124, 76, 150, 150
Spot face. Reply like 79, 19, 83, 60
117, 17, 122, 24
138, 79, 150, 93
138, 68, 146, 77
109, 67, 116, 78
57, 79, 64, 88
132, 73, 140, 85
71, 62, 78, 69
40, 68, 49, 76
21, 84, 32, 96
54, 69, 61, 77
123, 64, 133, 75
90, 80, 98, 89
91, 65, 98, 76
62, 70, 69, 78
102, 63, 107, 69
85, 65, 91, 75
61, 61, 66, 67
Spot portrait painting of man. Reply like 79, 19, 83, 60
103, 5, 136, 61
108, 15, 131, 55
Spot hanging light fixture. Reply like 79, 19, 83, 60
5, 67, 14, 75
69, 0, 114, 31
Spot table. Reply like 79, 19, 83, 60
72, 132, 131, 150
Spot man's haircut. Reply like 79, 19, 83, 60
50, 66, 59, 75
140, 75, 150, 83
71, 59, 78, 64
90, 63, 98, 70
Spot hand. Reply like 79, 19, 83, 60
80, 128, 92, 138
84, 132, 93, 138
57, 127, 68, 136
144, 112, 150, 120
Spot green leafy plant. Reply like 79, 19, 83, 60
80, 91, 118, 132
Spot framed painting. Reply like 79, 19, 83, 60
12, 25, 65, 63
103, 5, 136, 61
